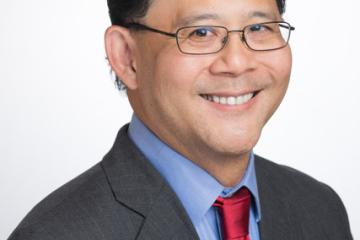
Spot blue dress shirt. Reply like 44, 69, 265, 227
128, 114, 261, 240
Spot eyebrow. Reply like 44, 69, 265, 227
175, 13, 221, 27
248, 11, 278, 21
174, 10, 278, 28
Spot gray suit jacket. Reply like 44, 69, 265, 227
9, 125, 353, 240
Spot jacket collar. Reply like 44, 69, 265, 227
255, 155, 303, 240
101, 125, 199, 239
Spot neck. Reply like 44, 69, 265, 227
182, 148, 250, 187
131, 109, 251, 188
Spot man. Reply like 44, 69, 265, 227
8, 0, 353, 239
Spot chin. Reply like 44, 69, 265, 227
210, 131, 261, 157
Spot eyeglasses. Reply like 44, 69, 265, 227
125, 21, 295, 55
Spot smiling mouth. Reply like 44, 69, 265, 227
200, 91, 259, 106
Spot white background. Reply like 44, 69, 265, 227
0, 0, 359, 239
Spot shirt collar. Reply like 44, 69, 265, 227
128, 114, 261, 226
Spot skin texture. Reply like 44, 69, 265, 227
105, 0, 292, 187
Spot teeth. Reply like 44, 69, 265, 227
202, 93, 254, 106
220, 97, 227, 105
227, 96, 236, 105
236, 96, 244, 105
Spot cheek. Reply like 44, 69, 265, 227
257, 49, 292, 88
255, 50, 292, 117
154, 52, 211, 93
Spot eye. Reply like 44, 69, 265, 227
188, 27, 215, 38
249, 23, 271, 32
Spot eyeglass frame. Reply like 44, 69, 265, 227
123, 21, 295, 55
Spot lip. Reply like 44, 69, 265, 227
200, 89, 260, 97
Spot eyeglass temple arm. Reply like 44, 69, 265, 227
288, 26, 295, 31
125, 23, 177, 37
279, 23, 295, 31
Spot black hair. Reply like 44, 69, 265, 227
108, 0, 286, 26
107, 0, 152, 26
107, 0, 286, 90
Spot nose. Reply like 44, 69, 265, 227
209, 32, 257, 77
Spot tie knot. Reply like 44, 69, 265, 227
213, 187, 251, 240
214, 187, 251, 207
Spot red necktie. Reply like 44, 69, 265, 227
213, 187, 251, 240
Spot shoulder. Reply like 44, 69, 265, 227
254, 154, 343, 201
254, 154, 331, 191
8, 164, 103, 239
8, 162, 141, 240
254, 155, 353, 239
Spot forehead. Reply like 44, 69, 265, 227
145, 0, 280, 28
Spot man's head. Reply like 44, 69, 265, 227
105, 0, 292, 183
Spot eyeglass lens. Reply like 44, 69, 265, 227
176, 22, 292, 54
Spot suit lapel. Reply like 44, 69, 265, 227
136, 184, 200, 240
101, 125, 199, 240
255, 155, 303, 240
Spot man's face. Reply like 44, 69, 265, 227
128, 0, 292, 163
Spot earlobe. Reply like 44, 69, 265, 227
105, 25, 138, 90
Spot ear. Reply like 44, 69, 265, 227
105, 25, 138, 90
